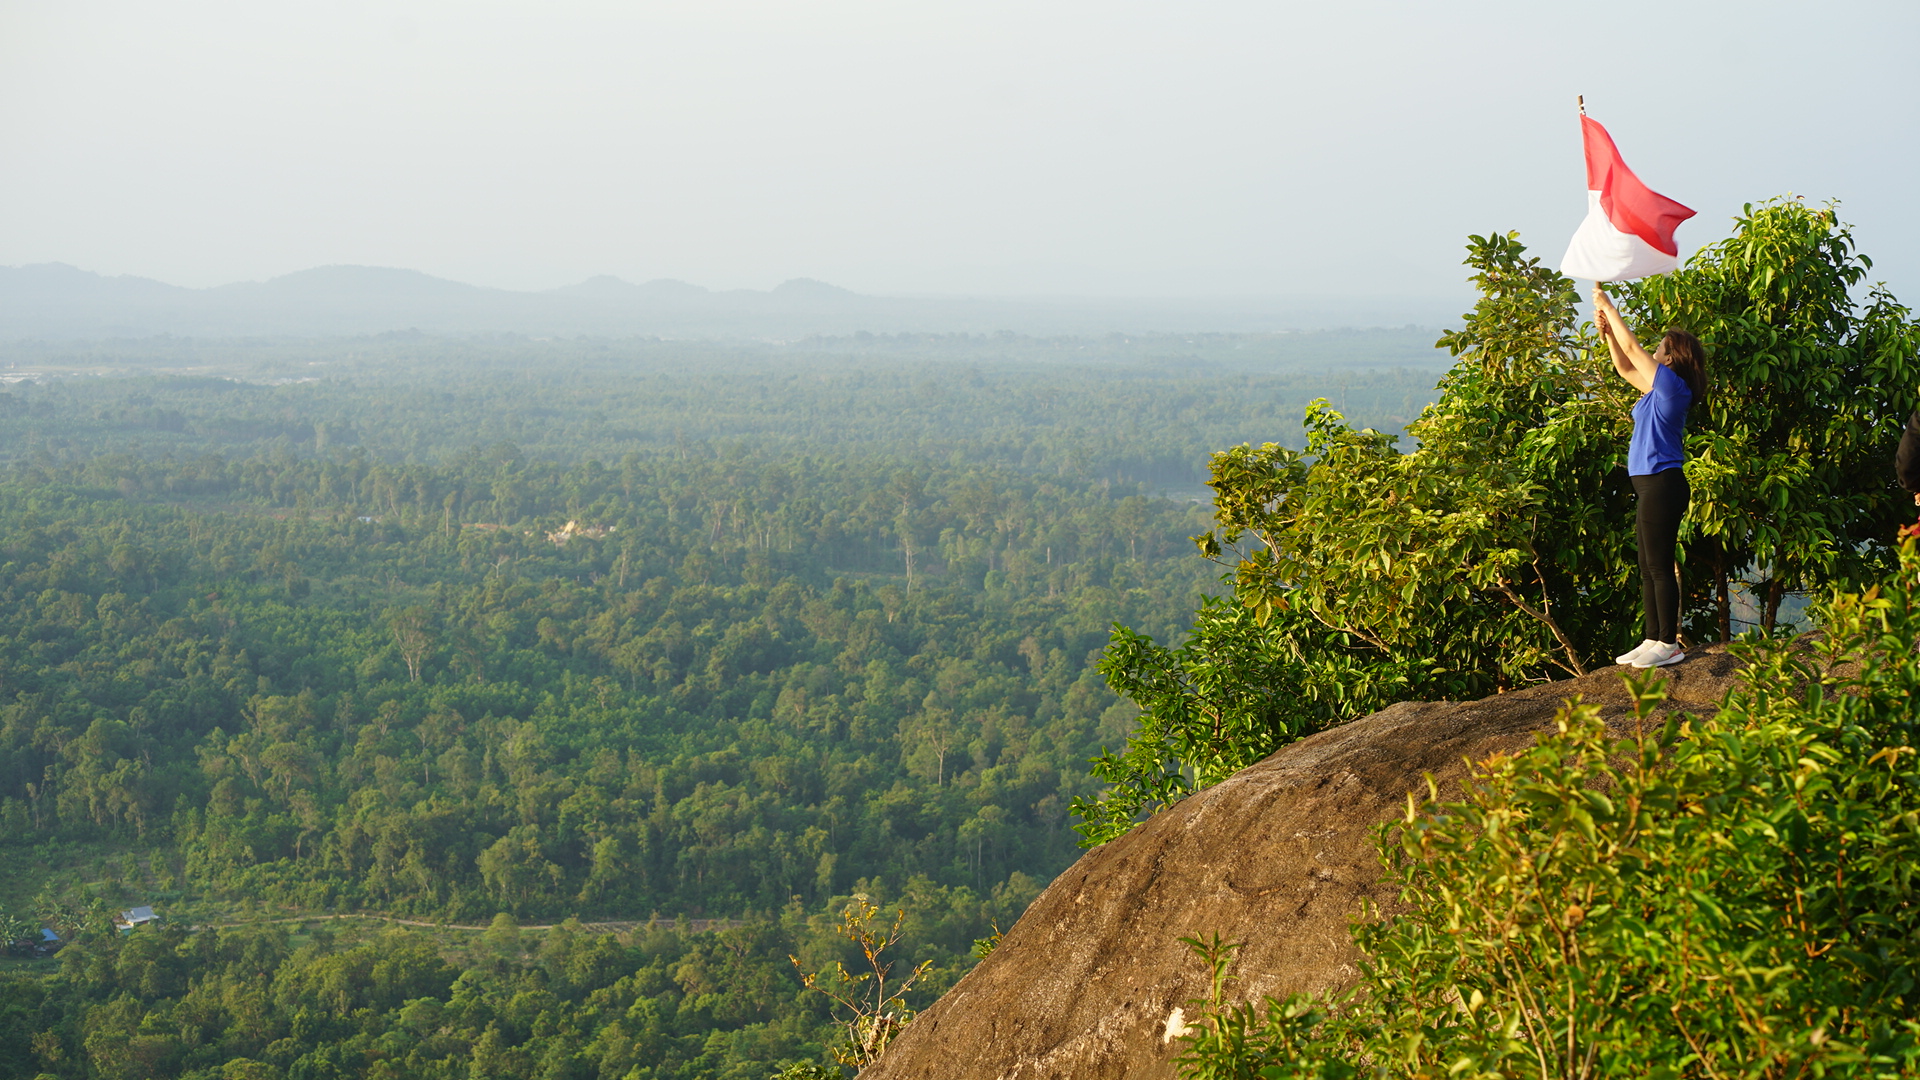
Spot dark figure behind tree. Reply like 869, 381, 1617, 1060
1898, 408, 1920, 504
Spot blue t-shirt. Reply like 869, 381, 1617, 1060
1629, 363, 1692, 476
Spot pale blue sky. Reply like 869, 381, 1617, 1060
2, 0, 1914, 300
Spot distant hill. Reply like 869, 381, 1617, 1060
221, 265, 499, 302
552, 275, 711, 301
0, 261, 1465, 339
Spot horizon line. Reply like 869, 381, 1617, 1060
2, 260, 1471, 306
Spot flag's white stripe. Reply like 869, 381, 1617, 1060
1560, 189, 1678, 282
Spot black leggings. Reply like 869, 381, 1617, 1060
1632, 468, 1690, 644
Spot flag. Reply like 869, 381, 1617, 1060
1559, 115, 1696, 281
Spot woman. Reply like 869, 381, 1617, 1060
1593, 287, 1707, 669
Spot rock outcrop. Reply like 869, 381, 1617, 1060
865, 650, 1746, 1080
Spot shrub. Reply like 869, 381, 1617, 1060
1083, 210, 1920, 849
1177, 536, 1920, 1078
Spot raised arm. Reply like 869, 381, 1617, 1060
1592, 286, 1657, 394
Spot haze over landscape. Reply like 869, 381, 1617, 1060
4, 4, 1920, 1080
0, 262, 1467, 339
4, 0, 1918, 318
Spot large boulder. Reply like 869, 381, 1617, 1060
865, 650, 1745, 1080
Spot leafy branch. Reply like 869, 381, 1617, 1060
790, 895, 934, 1069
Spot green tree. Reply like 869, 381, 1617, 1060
386, 606, 434, 683
791, 896, 933, 1070
0, 908, 35, 953
1083, 213, 1920, 847
1081, 231, 1634, 845
1616, 197, 1920, 634
482, 912, 522, 957
1206, 232, 1640, 688
1071, 596, 1408, 846
1175, 532, 1920, 1078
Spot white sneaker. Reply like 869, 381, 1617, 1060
1615, 639, 1658, 666
1632, 641, 1686, 669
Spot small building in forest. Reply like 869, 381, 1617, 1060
116, 905, 159, 931
5, 927, 61, 958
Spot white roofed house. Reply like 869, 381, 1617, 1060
116, 905, 159, 931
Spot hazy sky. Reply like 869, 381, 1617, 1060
2, 0, 1915, 299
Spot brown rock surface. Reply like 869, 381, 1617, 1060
864, 648, 1745, 1080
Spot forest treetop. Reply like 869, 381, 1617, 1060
1, 328, 1449, 489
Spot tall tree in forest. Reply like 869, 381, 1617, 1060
386, 605, 434, 683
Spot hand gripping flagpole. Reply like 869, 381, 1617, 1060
1577, 94, 1585, 116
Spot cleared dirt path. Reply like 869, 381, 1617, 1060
199, 913, 740, 933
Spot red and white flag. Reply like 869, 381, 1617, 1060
1559, 115, 1695, 281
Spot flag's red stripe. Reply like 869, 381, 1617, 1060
1581, 116, 1695, 257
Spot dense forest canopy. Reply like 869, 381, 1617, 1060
0, 454, 1219, 917
0, 328, 1445, 489
0, 329, 1450, 1079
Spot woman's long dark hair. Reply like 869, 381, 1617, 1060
1660, 328, 1709, 404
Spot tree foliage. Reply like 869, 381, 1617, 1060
1176, 533, 1920, 1078
0, 452, 1221, 918
0, 331, 1448, 493
1081, 208, 1920, 846
1071, 594, 1410, 846
1618, 197, 1920, 633
0, 328, 1447, 1078
0, 885, 1014, 1080
790, 895, 931, 1069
